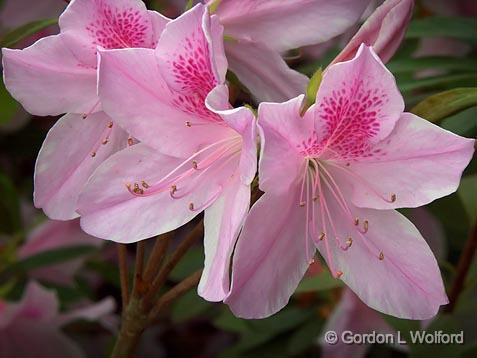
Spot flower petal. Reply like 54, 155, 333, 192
225, 185, 314, 319
206, 85, 257, 184
331, 0, 414, 65
313, 44, 404, 154
78, 143, 239, 242
224, 39, 308, 102
257, 95, 310, 193
98, 47, 234, 157
199, 175, 250, 301
339, 112, 475, 209
213, 0, 369, 52
34, 112, 128, 220
315, 195, 448, 319
2, 35, 98, 116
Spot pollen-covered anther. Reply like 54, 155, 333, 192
346, 237, 353, 248
299, 201, 306, 207
127, 138, 134, 146
133, 183, 144, 195
188, 202, 195, 211
141, 181, 149, 189
108, 122, 113, 128
319, 232, 325, 241
91, 151, 96, 157
82, 114, 88, 119
336, 270, 343, 279
363, 220, 369, 233
102, 138, 109, 145
354, 217, 359, 226
313, 195, 318, 201
192, 160, 198, 169
390, 193, 397, 203
379, 251, 384, 261
185, 121, 192, 127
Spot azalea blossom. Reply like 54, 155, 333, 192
2, 0, 169, 220
77, 4, 256, 302
18, 218, 102, 286
225, 45, 475, 319
205, 0, 370, 102
0, 281, 115, 358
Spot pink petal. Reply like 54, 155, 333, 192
55, 297, 116, 327
321, 289, 396, 358
332, 0, 414, 65
213, 0, 369, 52
34, 112, 128, 220
257, 95, 311, 193
337, 113, 475, 209
59, 0, 161, 66
314, 44, 404, 152
316, 194, 448, 319
224, 38, 308, 102
18, 219, 102, 285
98, 47, 234, 157
205, 84, 257, 184
78, 143, 239, 242
199, 175, 250, 301
15, 282, 59, 323
155, 4, 227, 91
2, 35, 98, 116
225, 186, 314, 319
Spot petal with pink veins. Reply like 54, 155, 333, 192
224, 38, 309, 102
332, 113, 475, 210
2, 35, 98, 116
212, 0, 369, 53
34, 112, 128, 220
78, 143, 240, 242
225, 184, 314, 319
98, 48, 234, 158
331, 0, 414, 65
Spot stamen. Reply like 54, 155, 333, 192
354, 218, 359, 226
108, 122, 113, 128
185, 121, 192, 127
379, 251, 384, 261
141, 181, 150, 189
363, 220, 369, 233
82, 100, 101, 119
390, 193, 396, 203
189, 203, 194, 210
127, 138, 134, 146
102, 138, 109, 145
346, 237, 353, 248
319, 232, 325, 241
133, 183, 144, 195
188, 186, 223, 212
91, 151, 96, 157
192, 160, 198, 169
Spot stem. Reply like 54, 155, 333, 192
117, 244, 129, 311
132, 242, 145, 297
143, 234, 171, 284
143, 221, 203, 310
148, 269, 203, 323
111, 296, 149, 358
445, 224, 477, 313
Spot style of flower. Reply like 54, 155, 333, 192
2, 0, 169, 220
204, 0, 370, 102
77, 4, 256, 302
224, 44, 475, 319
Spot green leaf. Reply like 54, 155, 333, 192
208, 0, 222, 14
6, 245, 97, 273
287, 318, 324, 355
440, 106, 477, 137
458, 174, 477, 226
411, 88, 477, 122
295, 270, 343, 293
0, 18, 57, 47
0, 171, 21, 234
169, 247, 204, 281
304, 68, 323, 110
0, 80, 18, 125
387, 57, 477, 74
398, 74, 477, 93
184, 0, 194, 11
407, 17, 477, 41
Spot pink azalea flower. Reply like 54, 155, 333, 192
204, 0, 370, 102
225, 44, 475, 319
18, 218, 102, 286
0, 281, 115, 358
2, 0, 169, 220
77, 4, 256, 302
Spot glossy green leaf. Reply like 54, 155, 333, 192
407, 17, 477, 41
388, 57, 477, 74
411, 88, 477, 122
304, 67, 323, 110
399, 74, 477, 93
0, 18, 57, 47
440, 106, 477, 138
458, 174, 477, 226
295, 270, 343, 293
